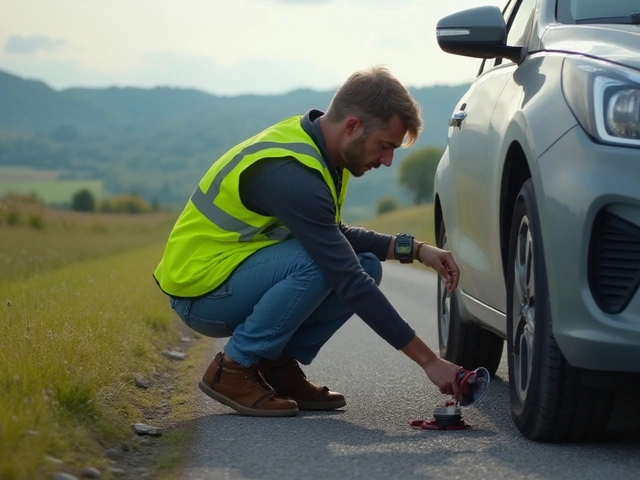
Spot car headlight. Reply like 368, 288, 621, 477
562, 56, 640, 147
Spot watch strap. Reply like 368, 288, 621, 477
415, 241, 426, 262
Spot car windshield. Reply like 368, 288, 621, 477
557, 0, 640, 24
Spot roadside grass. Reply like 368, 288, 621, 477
358, 203, 436, 246
0, 195, 436, 478
0, 244, 184, 479
0, 200, 208, 479
0, 197, 177, 281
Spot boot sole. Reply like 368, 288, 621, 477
198, 380, 299, 417
295, 399, 347, 411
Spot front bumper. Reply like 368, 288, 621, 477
536, 125, 640, 372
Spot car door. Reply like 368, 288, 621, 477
448, 0, 538, 314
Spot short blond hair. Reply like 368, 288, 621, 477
325, 65, 423, 147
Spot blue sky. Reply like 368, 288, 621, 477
1, 0, 503, 95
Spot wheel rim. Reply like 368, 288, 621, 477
512, 216, 536, 404
439, 233, 451, 349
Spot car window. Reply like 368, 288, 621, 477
502, 0, 517, 24
490, 0, 536, 67
481, 0, 537, 70
478, 0, 515, 75
506, 0, 537, 47
557, 0, 640, 24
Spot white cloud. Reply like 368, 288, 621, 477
264, 0, 330, 4
0, 50, 342, 95
0, 0, 501, 94
4, 35, 65, 55
377, 38, 412, 50
262, 0, 418, 4
136, 51, 341, 94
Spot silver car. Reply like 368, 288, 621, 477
433, 0, 640, 442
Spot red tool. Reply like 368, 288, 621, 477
410, 367, 490, 431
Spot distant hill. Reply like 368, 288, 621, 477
0, 68, 470, 219
0, 70, 228, 134
0, 70, 121, 133
60, 86, 224, 129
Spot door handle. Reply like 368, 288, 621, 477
449, 110, 467, 128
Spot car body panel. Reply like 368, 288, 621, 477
536, 124, 640, 370
443, 53, 579, 320
446, 66, 511, 306
434, 0, 640, 373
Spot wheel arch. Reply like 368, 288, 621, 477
434, 194, 443, 247
499, 141, 532, 281
433, 145, 453, 249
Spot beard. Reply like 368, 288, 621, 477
339, 134, 369, 177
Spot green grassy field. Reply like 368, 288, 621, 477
0, 179, 105, 204
358, 203, 436, 246
0, 166, 106, 204
0, 166, 59, 182
0, 205, 178, 282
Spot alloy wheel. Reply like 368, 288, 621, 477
512, 216, 536, 404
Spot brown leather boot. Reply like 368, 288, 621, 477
199, 352, 299, 417
258, 356, 346, 411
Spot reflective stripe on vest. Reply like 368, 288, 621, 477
190, 141, 326, 242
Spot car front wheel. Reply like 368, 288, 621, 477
506, 179, 615, 442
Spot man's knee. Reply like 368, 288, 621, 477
359, 253, 383, 286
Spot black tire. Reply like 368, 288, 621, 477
506, 179, 615, 442
437, 220, 504, 376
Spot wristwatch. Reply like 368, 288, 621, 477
394, 233, 414, 264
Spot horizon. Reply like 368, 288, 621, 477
2, 0, 501, 97
0, 65, 472, 98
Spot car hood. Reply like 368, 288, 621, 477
540, 24, 640, 71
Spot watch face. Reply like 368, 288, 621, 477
395, 233, 414, 262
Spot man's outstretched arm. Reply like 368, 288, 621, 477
385, 236, 460, 292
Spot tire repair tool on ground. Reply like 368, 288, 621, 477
410, 367, 490, 431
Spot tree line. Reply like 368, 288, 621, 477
71, 189, 160, 214
376, 146, 443, 215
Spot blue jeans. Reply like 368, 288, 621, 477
169, 239, 382, 367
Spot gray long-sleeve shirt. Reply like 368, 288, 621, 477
238, 109, 416, 350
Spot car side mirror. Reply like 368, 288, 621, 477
436, 5, 522, 64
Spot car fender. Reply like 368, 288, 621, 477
490, 53, 578, 272
491, 54, 577, 181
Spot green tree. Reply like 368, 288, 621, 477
376, 196, 399, 215
398, 146, 443, 205
50, 124, 81, 143
99, 194, 151, 214
72, 189, 96, 212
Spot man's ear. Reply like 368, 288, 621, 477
344, 117, 363, 136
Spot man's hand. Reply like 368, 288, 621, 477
423, 356, 462, 400
418, 244, 460, 292
400, 335, 462, 400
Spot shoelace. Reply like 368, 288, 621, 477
245, 365, 275, 392
280, 360, 328, 392
270, 359, 307, 379
287, 361, 307, 379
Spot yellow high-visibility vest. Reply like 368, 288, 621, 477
153, 115, 350, 297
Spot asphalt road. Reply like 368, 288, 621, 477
179, 263, 640, 480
